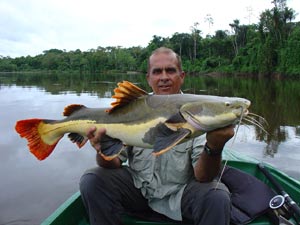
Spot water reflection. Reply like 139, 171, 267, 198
0, 84, 112, 225
1, 72, 300, 160
0, 73, 300, 224
1, 73, 300, 158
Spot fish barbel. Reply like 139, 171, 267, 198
15, 81, 251, 161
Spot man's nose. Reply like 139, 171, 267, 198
160, 70, 169, 79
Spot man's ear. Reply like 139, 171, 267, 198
146, 73, 151, 85
180, 71, 186, 78
180, 71, 186, 83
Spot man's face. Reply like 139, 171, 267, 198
147, 52, 185, 95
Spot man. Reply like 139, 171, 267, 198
80, 47, 235, 225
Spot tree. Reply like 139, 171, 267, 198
257, 0, 298, 75
190, 22, 202, 61
257, 36, 277, 76
147, 35, 170, 52
229, 19, 241, 56
169, 32, 193, 59
0, 57, 17, 71
204, 14, 214, 35
279, 25, 300, 75
259, 0, 297, 44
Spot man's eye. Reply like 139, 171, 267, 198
152, 69, 162, 74
165, 68, 177, 74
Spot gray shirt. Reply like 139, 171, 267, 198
120, 135, 206, 220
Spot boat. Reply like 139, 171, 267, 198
41, 150, 300, 225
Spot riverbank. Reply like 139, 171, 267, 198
2, 70, 300, 80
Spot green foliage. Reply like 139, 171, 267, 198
257, 36, 278, 75
278, 26, 300, 76
0, 57, 17, 71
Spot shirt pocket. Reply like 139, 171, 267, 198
162, 141, 194, 183
129, 148, 154, 172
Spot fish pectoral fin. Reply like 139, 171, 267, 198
68, 133, 88, 148
152, 124, 191, 156
164, 112, 187, 130
166, 112, 186, 123
99, 135, 125, 161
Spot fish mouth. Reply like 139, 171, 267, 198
236, 106, 249, 117
184, 106, 249, 132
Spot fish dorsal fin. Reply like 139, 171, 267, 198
107, 81, 148, 113
63, 104, 86, 116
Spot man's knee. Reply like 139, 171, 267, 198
80, 173, 98, 194
79, 167, 110, 195
204, 189, 231, 210
79, 168, 125, 224
192, 189, 231, 225
80, 167, 132, 196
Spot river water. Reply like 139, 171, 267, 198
0, 73, 300, 225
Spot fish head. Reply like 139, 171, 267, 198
180, 97, 251, 131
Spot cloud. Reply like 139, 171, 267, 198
0, 0, 299, 57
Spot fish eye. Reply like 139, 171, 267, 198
225, 102, 231, 107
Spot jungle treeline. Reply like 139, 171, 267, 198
1, 0, 300, 78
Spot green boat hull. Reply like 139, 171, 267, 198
41, 151, 300, 225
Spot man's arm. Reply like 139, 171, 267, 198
87, 127, 122, 169
194, 125, 235, 182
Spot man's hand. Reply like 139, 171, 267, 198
86, 127, 106, 153
87, 127, 121, 168
206, 125, 235, 152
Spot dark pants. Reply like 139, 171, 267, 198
79, 167, 231, 225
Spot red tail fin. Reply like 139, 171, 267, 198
15, 119, 61, 160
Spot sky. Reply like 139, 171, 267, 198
1, 0, 300, 58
